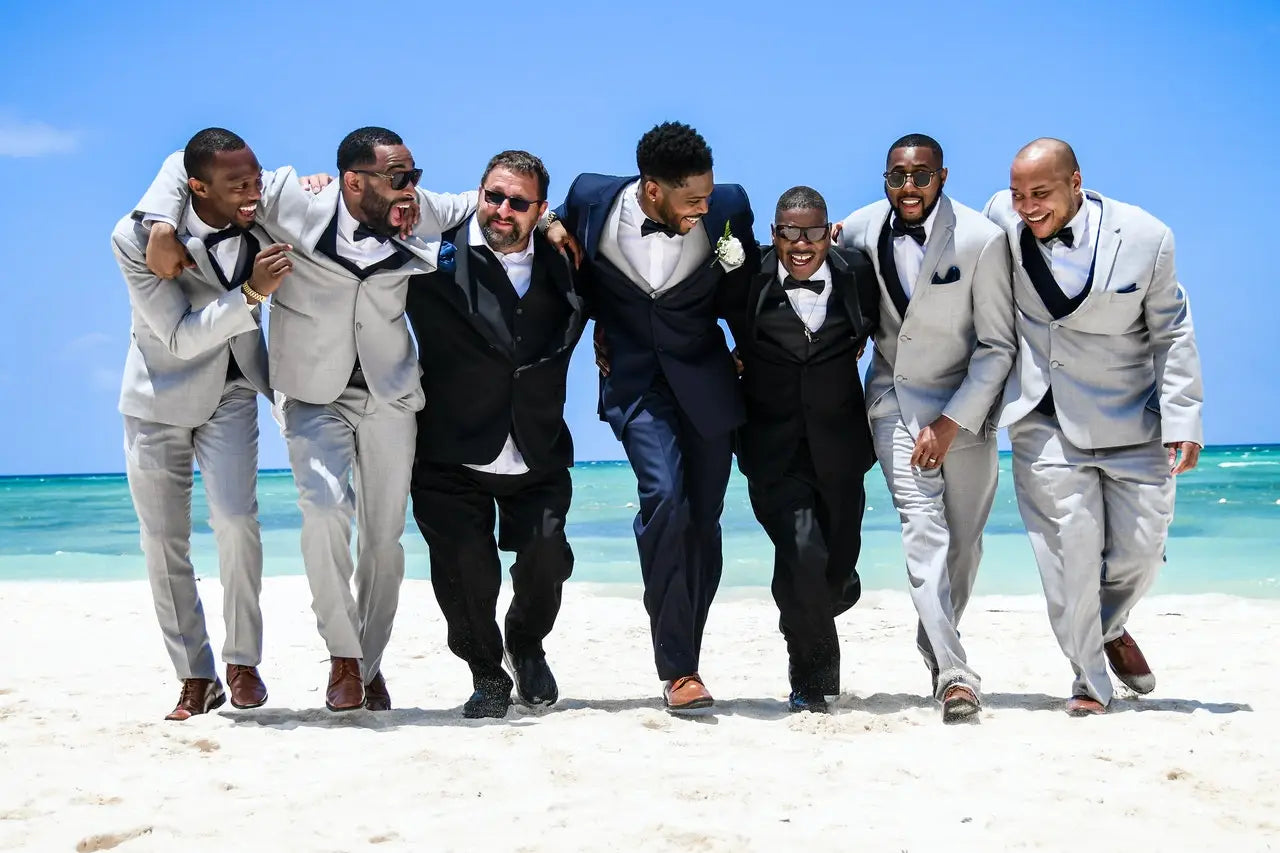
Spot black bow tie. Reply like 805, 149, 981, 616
640, 217, 678, 238
1041, 226, 1074, 248
890, 216, 926, 246
353, 223, 390, 244
204, 226, 249, 249
783, 275, 824, 294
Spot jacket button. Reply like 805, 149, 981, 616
1051, 322, 1060, 329
516, 308, 523, 315
355, 322, 363, 331
900, 335, 910, 342
516, 335, 523, 342
896, 375, 907, 382
1050, 360, 1062, 368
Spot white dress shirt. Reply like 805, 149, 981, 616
1038, 194, 1101, 299
892, 201, 942, 299
463, 214, 537, 476
616, 180, 685, 293
335, 200, 398, 268
776, 260, 833, 334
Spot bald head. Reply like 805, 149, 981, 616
1014, 138, 1080, 180
1009, 137, 1084, 241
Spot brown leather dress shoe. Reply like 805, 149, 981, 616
364, 672, 391, 711
1065, 695, 1109, 716
941, 683, 980, 725
663, 673, 714, 713
165, 678, 226, 721
226, 665, 268, 709
326, 657, 365, 712
1104, 630, 1156, 694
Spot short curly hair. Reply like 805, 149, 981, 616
636, 121, 713, 187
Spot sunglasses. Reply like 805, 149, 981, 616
351, 168, 423, 191
884, 169, 939, 189
775, 224, 831, 242
482, 189, 543, 213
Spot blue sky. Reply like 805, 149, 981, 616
1, 1, 1276, 475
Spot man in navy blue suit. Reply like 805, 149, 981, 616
545, 122, 760, 712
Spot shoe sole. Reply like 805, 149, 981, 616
325, 699, 365, 712
665, 698, 714, 715
229, 694, 267, 710
942, 700, 980, 724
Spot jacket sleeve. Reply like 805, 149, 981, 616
111, 222, 257, 360
1145, 227, 1204, 445
940, 230, 1018, 433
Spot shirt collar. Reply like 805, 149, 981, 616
469, 214, 536, 264
184, 199, 226, 241
776, 259, 832, 288
1063, 193, 1091, 240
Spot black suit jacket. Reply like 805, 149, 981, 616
405, 221, 586, 471
556, 173, 761, 439
722, 246, 880, 482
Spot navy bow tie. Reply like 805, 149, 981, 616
1041, 226, 1074, 248
205, 226, 249, 248
890, 216, 926, 246
640, 217, 678, 238
783, 275, 824, 294
353, 223, 390, 244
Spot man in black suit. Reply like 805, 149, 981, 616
406, 151, 586, 719
544, 123, 761, 712
722, 187, 879, 713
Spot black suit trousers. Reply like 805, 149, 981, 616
746, 439, 865, 694
410, 461, 574, 690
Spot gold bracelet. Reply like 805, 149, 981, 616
241, 282, 268, 304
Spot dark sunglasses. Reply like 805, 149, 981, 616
884, 169, 939, 189
775, 224, 831, 242
351, 168, 423, 191
482, 189, 543, 213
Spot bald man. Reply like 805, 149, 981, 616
983, 139, 1203, 716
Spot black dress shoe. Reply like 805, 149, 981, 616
462, 682, 512, 719
506, 651, 558, 706
788, 690, 829, 714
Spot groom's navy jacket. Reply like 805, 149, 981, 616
556, 174, 760, 438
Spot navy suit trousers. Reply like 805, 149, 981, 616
620, 381, 732, 681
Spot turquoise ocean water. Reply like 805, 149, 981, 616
1, 445, 1277, 596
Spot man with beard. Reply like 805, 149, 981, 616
113, 127, 288, 720
721, 187, 878, 713
836, 134, 1016, 723
544, 122, 760, 712
405, 151, 585, 718
984, 138, 1203, 716
136, 127, 477, 712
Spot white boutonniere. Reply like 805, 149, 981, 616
714, 220, 745, 271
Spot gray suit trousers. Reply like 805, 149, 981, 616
872, 409, 996, 698
283, 375, 416, 681
1009, 410, 1173, 705
124, 382, 264, 681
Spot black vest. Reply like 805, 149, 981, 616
471, 243, 568, 365
207, 231, 260, 382
755, 277, 857, 363
1019, 218, 1099, 415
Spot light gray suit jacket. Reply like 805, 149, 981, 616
983, 190, 1204, 449
133, 152, 475, 409
838, 195, 1016, 446
112, 214, 270, 427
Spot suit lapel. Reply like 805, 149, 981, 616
1088, 191, 1121, 295
913, 194, 955, 295
829, 249, 869, 338
584, 177, 631, 260
454, 218, 514, 354
182, 239, 226, 294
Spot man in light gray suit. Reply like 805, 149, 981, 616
837, 134, 1016, 723
137, 127, 477, 712
113, 127, 291, 720
984, 138, 1204, 716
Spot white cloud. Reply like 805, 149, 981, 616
0, 116, 78, 157
62, 332, 115, 358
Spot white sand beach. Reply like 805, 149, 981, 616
0, 577, 1277, 852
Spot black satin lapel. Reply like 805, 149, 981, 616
454, 226, 514, 354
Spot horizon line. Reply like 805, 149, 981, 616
1, 443, 1276, 480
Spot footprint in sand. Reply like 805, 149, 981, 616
75, 826, 152, 852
